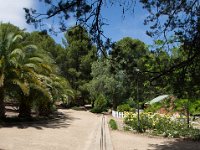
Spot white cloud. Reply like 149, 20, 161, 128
0, 0, 35, 30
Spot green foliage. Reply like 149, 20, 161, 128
144, 102, 163, 113
91, 94, 107, 113
63, 25, 97, 105
25, 0, 200, 90
117, 104, 132, 112
124, 112, 200, 140
126, 98, 136, 108
0, 23, 74, 118
190, 99, 200, 115
109, 119, 118, 130
174, 99, 200, 116
88, 59, 129, 109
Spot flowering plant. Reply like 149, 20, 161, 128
123, 112, 200, 140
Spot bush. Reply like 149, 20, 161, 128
91, 94, 107, 113
126, 98, 136, 108
117, 104, 132, 112
124, 112, 200, 140
144, 102, 162, 113
109, 119, 118, 130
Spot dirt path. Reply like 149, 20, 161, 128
1, 109, 199, 150
0, 109, 102, 150
110, 130, 200, 150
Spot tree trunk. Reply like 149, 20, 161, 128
18, 96, 31, 118
112, 94, 118, 110
0, 87, 5, 119
38, 102, 52, 116
186, 106, 190, 128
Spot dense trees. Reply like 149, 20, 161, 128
62, 26, 97, 105
0, 23, 73, 119
23, 0, 200, 111
24, 0, 200, 83
88, 59, 128, 109
0, 20, 199, 118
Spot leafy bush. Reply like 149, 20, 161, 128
117, 104, 132, 112
91, 94, 107, 113
124, 112, 200, 140
126, 98, 136, 108
144, 102, 162, 113
109, 119, 118, 130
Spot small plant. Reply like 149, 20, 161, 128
109, 119, 118, 130
117, 104, 131, 112
123, 126, 131, 131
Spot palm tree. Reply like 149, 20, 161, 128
0, 28, 74, 118
15, 45, 53, 118
0, 30, 25, 119
0, 29, 49, 119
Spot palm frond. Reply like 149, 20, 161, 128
0, 57, 5, 69
64, 89, 74, 98
0, 73, 5, 87
24, 44, 38, 51
9, 57, 19, 67
40, 63, 53, 73
10, 48, 25, 59
9, 68, 20, 76
6, 33, 15, 49
24, 63, 40, 71
31, 84, 52, 100
12, 79, 30, 95
28, 57, 44, 63
12, 34, 23, 43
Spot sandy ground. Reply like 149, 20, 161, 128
0, 109, 102, 150
1, 109, 200, 150
110, 128, 200, 150
108, 116, 200, 150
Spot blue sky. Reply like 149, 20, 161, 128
101, 2, 152, 44
0, 0, 153, 45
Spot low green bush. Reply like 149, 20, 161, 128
109, 119, 118, 130
117, 104, 132, 112
91, 94, 107, 113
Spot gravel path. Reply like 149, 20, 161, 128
110, 130, 200, 150
1, 110, 199, 150
107, 116, 200, 150
0, 109, 102, 150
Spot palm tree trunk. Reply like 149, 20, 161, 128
18, 95, 31, 118
38, 101, 52, 116
0, 87, 5, 119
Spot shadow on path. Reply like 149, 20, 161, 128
148, 139, 200, 150
0, 110, 80, 130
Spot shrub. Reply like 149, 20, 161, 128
144, 102, 162, 113
91, 94, 107, 113
117, 104, 131, 112
124, 112, 200, 140
109, 119, 118, 130
126, 98, 136, 107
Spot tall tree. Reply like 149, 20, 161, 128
63, 25, 97, 105
140, 0, 200, 78
25, 0, 200, 77
0, 29, 28, 119
87, 59, 128, 109
111, 37, 152, 100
